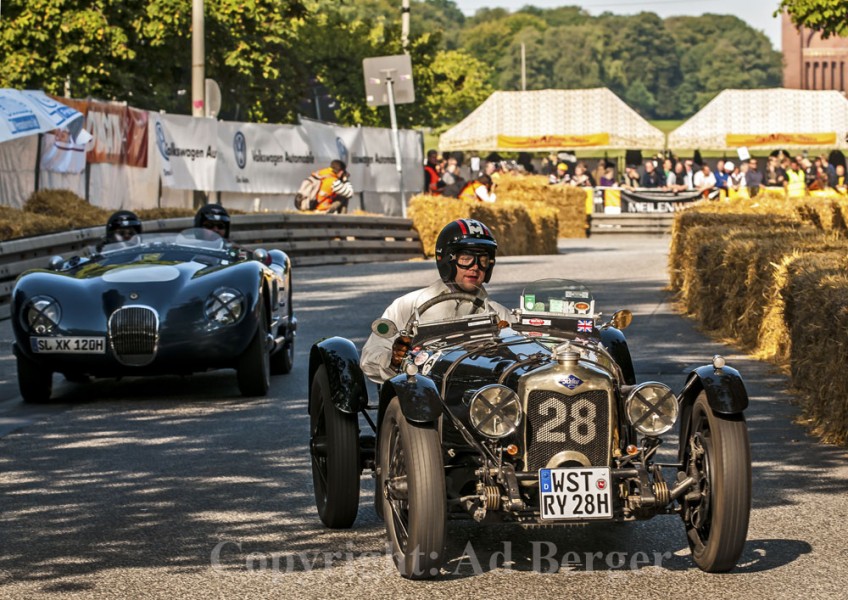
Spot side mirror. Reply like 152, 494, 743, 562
371, 318, 398, 339
609, 309, 633, 331
253, 248, 272, 266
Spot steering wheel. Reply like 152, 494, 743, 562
404, 292, 488, 333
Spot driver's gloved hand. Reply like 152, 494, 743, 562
390, 335, 412, 369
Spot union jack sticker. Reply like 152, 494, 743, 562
577, 319, 593, 333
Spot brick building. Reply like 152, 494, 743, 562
782, 11, 848, 94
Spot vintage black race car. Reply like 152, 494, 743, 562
308, 279, 751, 579
12, 228, 296, 402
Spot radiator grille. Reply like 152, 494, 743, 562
108, 306, 159, 366
526, 389, 610, 471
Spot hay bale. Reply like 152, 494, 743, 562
23, 189, 108, 228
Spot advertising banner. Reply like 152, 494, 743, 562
58, 98, 149, 166
215, 122, 315, 193
620, 189, 703, 213
155, 114, 218, 191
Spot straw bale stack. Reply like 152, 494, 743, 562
669, 201, 848, 445
408, 195, 558, 257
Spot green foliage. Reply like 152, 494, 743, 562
778, 0, 848, 37
0, 1, 785, 125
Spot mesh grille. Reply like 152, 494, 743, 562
526, 389, 610, 471
109, 306, 158, 366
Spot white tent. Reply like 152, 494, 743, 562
0, 89, 83, 143
439, 89, 665, 152
668, 89, 848, 151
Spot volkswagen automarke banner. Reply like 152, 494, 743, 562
155, 114, 422, 193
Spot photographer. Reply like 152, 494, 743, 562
314, 159, 354, 214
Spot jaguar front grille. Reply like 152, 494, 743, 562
108, 306, 159, 366
525, 389, 611, 471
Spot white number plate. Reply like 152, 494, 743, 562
539, 467, 613, 520
31, 336, 106, 354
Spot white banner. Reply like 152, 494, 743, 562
215, 122, 315, 193
155, 114, 218, 191
155, 114, 422, 194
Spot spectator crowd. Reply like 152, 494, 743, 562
421, 148, 848, 203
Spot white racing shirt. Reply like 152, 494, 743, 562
360, 280, 511, 383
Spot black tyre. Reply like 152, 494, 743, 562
379, 398, 446, 579
681, 392, 751, 572
237, 304, 270, 397
270, 326, 294, 375
18, 354, 53, 404
310, 364, 360, 528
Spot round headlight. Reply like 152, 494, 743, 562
205, 288, 244, 325
24, 296, 61, 334
468, 384, 522, 439
625, 382, 678, 437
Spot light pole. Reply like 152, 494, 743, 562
192, 0, 205, 117
401, 0, 410, 53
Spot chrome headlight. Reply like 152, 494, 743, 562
468, 384, 522, 439
23, 296, 61, 334
204, 288, 244, 325
625, 382, 678, 437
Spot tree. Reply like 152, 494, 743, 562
624, 80, 657, 118
778, 0, 848, 38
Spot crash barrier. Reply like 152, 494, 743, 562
589, 213, 674, 235
0, 213, 423, 320
669, 197, 848, 446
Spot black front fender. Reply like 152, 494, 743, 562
677, 364, 748, 461
600, 327, 636, 385
309, 337, 368, 415
378, 374, 442, 426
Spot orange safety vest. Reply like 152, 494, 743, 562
312, 167, 340, 211
424, 164, 441, 195
458, 181, 480, 202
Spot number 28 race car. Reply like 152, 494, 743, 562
11, 228, 296, 402
308, 279, 751, 579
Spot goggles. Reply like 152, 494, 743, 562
455, 252, 491, 270
203, 221, 227, 232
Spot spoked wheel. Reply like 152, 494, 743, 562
18, 354, 52, 404
379, 398, 445, 579
681, 392, 751, 572
237, 304, 271, 397
310, 365, 360, 528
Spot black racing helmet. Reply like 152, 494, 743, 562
435, 218, 498, 286
105, 210, 142, 242
194, 204, 231, 238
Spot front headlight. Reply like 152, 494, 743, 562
468, 384, 522, 439
625, 382, 678, 437
204, 288, 244, 325
23, 296, 61, 334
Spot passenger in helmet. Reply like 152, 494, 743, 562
360, 218, 511, 383
105, 210, 143, 243
194, 203, 231, 239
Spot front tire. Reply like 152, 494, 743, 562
237, 305, 270, 397
270, 326, 294, 375
18, 353, 53, 404
310, 365, 360, 528
681, 392, 751, 572
379, 398, 446, 579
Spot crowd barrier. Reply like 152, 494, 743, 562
0, 213, 424, 320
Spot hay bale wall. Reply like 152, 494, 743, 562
408, 195, 559, 257
669, 198, 848, 445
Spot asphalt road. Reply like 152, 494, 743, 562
1, 236, 846, 599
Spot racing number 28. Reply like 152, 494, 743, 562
537, 398, 596, 444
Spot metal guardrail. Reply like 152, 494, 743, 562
0, 213, 424, 321
590, 213, 675, 235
